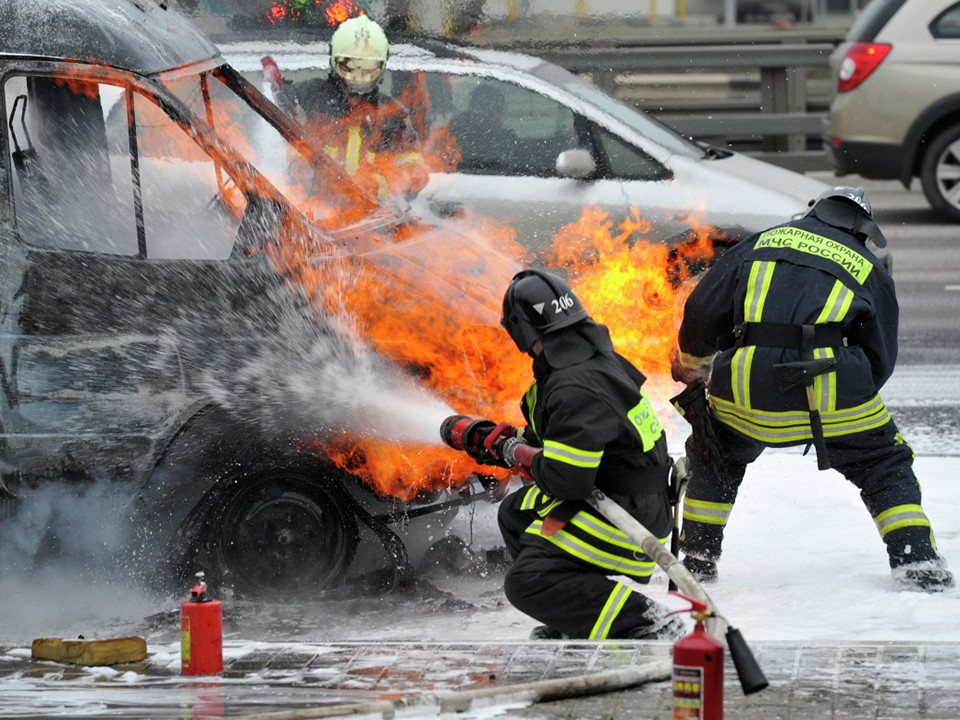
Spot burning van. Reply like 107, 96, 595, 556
0, 0, 530, 597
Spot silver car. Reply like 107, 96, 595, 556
223, 39, 827, 254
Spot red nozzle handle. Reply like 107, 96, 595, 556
668, 590, 709, 617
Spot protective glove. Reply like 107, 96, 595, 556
261, 56, 284, 94
496, 437, 540, 482
671, 349, 711, 385
482, 421, 518, 467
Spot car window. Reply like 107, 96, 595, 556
593, 125, 669, 181
932, 4, 960, 39
5, 75, 138, 254
435, 74, 580, 177
5, 73, 243, 259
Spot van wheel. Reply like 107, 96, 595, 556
920, 124, 960, 222
185, 463, 360, 599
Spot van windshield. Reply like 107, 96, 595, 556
161, 64, 381, 227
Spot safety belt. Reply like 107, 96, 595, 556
729, 321, 840, 469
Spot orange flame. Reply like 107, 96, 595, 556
247, 71, 721, 499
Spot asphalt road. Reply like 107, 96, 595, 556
814, 172, 960, 367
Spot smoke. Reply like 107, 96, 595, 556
0, 481, 168, 640
199, 286, 454, 446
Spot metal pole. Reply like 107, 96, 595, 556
724, 0, 736, 28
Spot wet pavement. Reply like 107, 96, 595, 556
3, 638, 960, 719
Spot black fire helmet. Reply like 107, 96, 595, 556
501, 269, 589, 353
805, 185, 887, 249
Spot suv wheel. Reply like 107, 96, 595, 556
920, 124, 960, 222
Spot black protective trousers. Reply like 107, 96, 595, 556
497, 489, 665, 639
680, 418, 942, 569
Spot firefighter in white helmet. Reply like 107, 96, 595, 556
261, 14, 425, 199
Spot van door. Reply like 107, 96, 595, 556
0, 68, 275, 483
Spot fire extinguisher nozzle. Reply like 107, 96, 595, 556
726, 626, 769, 695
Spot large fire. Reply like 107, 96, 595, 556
258, 72, 716, 500
53, 61, 714, 503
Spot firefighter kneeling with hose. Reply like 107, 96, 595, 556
442, 269, 686, 641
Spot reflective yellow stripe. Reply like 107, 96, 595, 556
682, 498, 733, 526
711, 394, 890, 444
679, 351, 715, 370
811, 281, 853, 413
812, 346, 835, 412
756, 227, 874, 284
344, 125, 362, 176
520, 485, 541, 511
525, 521, 660, 577
589, 583, 632, 640
731, 345, 755, 408
744, 261, 775, 322
525, 382, 538, 437
874, 504, 931, 537
543, 440, 603, 468
395, 151, 424, 166
626, 394, 663, 452
734, 261, 774, 409
568, 513, 636, 551
816, 281, 855, 324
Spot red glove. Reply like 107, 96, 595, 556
261, 55, 284, 92
483, 421, 517, 459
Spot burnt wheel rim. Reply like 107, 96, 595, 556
212, 473, 356, 597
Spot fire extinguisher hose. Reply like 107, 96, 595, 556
587, 488, 769, 695
585, 488, 727, 638
233, 660, 673, 719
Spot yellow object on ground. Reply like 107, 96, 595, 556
31, 637, 147, 666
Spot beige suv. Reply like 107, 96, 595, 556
824, 0, 960, 220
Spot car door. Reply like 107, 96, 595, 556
406, 70, 680, 254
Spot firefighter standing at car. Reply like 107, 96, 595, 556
478, 269, 686, 640
261, 14, 426, 200
672, 186, 954, 593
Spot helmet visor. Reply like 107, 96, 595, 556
334, 57, 384, 93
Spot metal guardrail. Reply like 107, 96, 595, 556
531, 40, 842, 173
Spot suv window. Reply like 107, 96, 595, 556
846, 0, 906, 42
5, 73, 244, 259
932, 4, 960, 38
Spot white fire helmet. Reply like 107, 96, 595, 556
329, 14, 388, 95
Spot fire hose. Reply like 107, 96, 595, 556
440, 413, 768, 697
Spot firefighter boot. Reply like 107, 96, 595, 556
682, 556, 719, 584
529, 626, 567, 640
622, 599, 688, 640
891, 561, 955, 593
886, 525, 954, 593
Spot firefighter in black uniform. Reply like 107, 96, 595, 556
261, 14, 424, 199
672, 186, 954, 593
481, 269, 686, 640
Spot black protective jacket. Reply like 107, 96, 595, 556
520, 322, 672, 506
276, 74, 416, 153
677, 214, 898, 445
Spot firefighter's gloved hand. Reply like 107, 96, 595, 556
261, 56, 284, 93
482, 421, 518, 467
498, 438, 541, 484
671, 350, 711, 385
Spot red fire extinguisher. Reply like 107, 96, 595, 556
670, 591, 724, 719
181, 571, 223, 676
